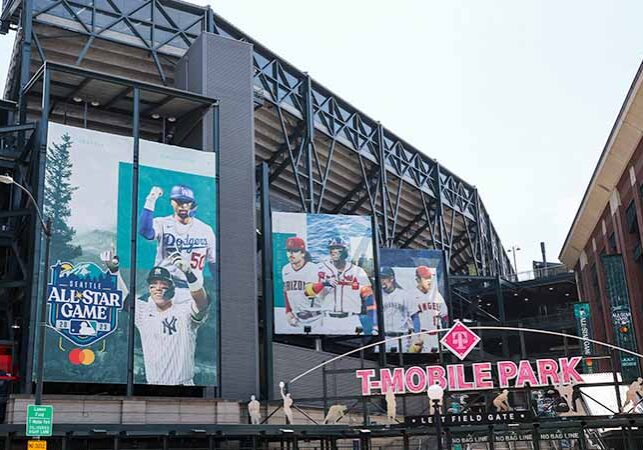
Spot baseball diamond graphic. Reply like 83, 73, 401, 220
288, 325, 643, 385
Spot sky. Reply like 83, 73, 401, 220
1, 1, 642, 273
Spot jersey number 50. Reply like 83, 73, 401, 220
191, 252, 206, 270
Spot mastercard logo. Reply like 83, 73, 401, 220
69, 348, 95, 365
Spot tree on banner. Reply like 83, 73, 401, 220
44, 132, 82, 261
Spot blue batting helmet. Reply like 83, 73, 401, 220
170, 185, 196, 204
328, 236, 350, 260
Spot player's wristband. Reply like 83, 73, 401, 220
185, 271, 203, 292
144, 197, 157, 211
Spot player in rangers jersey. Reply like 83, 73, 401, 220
280, 236, 322, 328
139, 185, 216, 304
314, 237, 377, 334
408, 265, 448, 353
100, 249, 208, 385
379, 266, 413, 352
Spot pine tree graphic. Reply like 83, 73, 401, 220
44, 132, 82, 262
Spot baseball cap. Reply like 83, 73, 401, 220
286, 237, 306, 251
415, 265, 433, 279
379, 266, 395, 278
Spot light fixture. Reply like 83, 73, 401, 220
90, 100, 100, 107
0, 174, 14, 184
73, 96, 83, 103
548, 287, 554, 291
91, 429, 107, 434
11, 322, 20, 329
565, 293, 570, 297
358, 429, 372, 434
513, 293, 518, 297
280, 429, 294, 434
151, 113, 161, 119
167, 116, 176, 123
191, 429, 206, 433
524, 298, 529, 302
427, 383, 444, 401
486, 303, 491, 307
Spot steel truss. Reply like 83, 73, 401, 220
0, 0, 512, 277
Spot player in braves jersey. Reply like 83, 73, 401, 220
280, 237, 322, 328
314, 237, 377, 334
100, 249, 208, 385
408, 265, 448, 353
379, 266, 413, 352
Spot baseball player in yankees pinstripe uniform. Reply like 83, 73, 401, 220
100, 250, 209, 385
139, 185, 216, 304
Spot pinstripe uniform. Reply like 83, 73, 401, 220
135, 298, 206, 385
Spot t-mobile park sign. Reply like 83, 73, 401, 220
356, 321, 584, 395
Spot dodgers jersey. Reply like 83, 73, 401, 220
382, 287, 412, 333
317, 261, 370, 314
410, 287, 447, 331
135, 298, 206, 385
281, 261, 320, 319
152, 216, 216, 287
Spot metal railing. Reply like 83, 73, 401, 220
506, 265, 572, 283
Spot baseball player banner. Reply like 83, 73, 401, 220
272, 212, 376, 335
41, 123, 133, 383
118, 140, 218, 386
378, 248, 448, 353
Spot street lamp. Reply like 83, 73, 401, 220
507, 245, 521, 277
0, 174, 51, 405
427, 383, 444, 450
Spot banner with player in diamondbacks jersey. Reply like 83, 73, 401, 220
272, 212, 376, 336
378, 248, 448, 353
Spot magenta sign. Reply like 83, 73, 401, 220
440, 321, 480, 360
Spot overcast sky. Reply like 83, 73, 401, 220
2, 1, 642, 272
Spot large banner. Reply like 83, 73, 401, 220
43, 124, 132, 384
130, 142, 217, 386
272, 212, 376, 335
601, 254, 640, 381
573, 303, 595, 374
378, 248, 448, 353
42, 123, 218, 386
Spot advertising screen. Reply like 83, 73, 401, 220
272, 212, 376, 336
42, 123, 218, 386
378, 248, 447, 353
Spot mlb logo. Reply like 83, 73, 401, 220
70, 320, 97, 336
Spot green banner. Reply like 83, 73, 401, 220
573, 303, 595, 374
601, 254, 640, 381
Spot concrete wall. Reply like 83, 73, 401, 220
175, 33, 259, 400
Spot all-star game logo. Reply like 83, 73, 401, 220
47, 261, 124, 347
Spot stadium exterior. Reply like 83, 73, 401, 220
0, 1, 640, 449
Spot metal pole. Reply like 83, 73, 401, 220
34, 217, 51, 405
126, 87, 141, 396
260, 162, 274, 400
371, 214, 387, 362
610, 349, 623, 412
433, 399, 443, 450
487, 425, 495, 450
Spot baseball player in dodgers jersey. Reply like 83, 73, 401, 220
281, 236, 323, 328
100, 250, 209, 385
311, 237, 377, 334
408, 265, 448, 353
139, 185, 216, 304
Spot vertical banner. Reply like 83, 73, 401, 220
127, 141, 218, 386
601, 254, 640, 381
43, 124, 132, 383
378, 248, 447, 353
272, 212, 375, 335
573, 303, 595, 374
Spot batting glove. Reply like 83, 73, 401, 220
144, 186, 163, 211
99, 249, 119, 273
